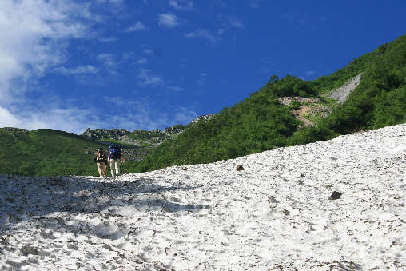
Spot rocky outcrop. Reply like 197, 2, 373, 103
163, 125, 185, 135
278, 97, 331, 127
82, 128, 130, 141
278, 97, 321, 106
328, 74, 362, 104
81, 126, 187, 148
191, 114, 216, 123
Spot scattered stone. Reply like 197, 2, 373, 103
20, 245, 39, 256
329, 191, 342, 200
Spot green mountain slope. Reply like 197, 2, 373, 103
0, 128, 142, 176
135, 34, 406, 172
1, 34, 405, 176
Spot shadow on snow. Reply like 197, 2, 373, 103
0, 175, 209, 239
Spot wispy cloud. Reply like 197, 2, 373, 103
169, 0, 194, 11
186, 16, 244, 44
97, 53, 118, 74
0, 0, 91, 105
158, 13, 179, 28
174, 107, 198, 124
95, 0, 124, 5
218, 16, 245, 35
137, 69, 164, 87
55, 65, 98, 76
126, 21, 147, 32
0, 102, 106, 134
104, 96, 197, 130
185, 29, 218, 43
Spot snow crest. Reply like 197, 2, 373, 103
1, 124, 406, 270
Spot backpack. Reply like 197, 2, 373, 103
108, 144, 121, 160
95, 150, 107, 164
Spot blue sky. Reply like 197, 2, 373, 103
0, 0, 405, 133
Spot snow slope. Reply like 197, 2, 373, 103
1, 124, 406, 270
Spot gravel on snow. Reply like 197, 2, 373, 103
1, 124, 406, 270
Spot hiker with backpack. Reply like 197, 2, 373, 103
94, 148, 108, 177
108, 143, 122, 178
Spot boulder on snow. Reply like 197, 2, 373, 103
329, 191, 342, 200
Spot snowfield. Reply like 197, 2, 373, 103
1, 124, 406, 270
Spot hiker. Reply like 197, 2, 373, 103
94, 148, 108, 177
108, 143, 122, 178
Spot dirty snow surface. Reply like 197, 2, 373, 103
1, 124, 406, 271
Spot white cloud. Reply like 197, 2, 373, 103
0, 0, 90, 105
0, 0, 101, 132
158, 13, 179, 28
55, 65, 98, 75
126, 21, 147, 32
0, 104, 105, 134
0, 106, 19, 128
137, 69, 164, 87
169, 0, 194, 11
185, 29, 218, 43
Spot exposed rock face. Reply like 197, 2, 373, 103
82, 128, 130, 141
328, 74, 362, 104
278, 97, 321, 106
163, 126, 185, 135
81, 124, 189, 148
278, 97, 331, 127
191, 114, 216, 123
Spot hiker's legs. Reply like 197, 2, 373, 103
109, 159, 116, 177
97, 163, 104, 177
115, 160, 120, 176
102, 163, 108, 177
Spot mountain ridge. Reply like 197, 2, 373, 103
1, 34, 405, 176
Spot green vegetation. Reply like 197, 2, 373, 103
1, 34, 405, 176
0, 128, 140, 176
135, 34, 406, 172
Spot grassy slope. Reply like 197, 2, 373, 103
0, 129, 139, 176
1, 34, 405, 176
134, 34, 406, 172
